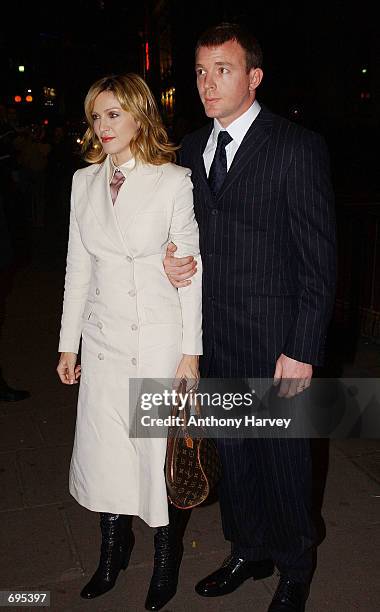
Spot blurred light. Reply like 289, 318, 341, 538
76, 138, 81, 144
290, 105, 302, 118
27, 89, 32, 93
361, 68, 367, 74
145, 42, 150, 71
18, 65, 25, 72
43, 119, 49, 125
360, 91, 370, 100
14, 95, 22, 103
25, 95, 33, 103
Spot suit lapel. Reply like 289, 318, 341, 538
189, 124, 213, 200
216, 108, 273, 201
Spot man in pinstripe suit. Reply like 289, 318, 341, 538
164, 23, 336, 611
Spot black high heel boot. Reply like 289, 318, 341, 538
80, 513, 135, 599
145, 503, 191, 611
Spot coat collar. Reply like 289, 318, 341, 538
86, 158, 163, 254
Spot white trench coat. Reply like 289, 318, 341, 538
59, 157, 202, 527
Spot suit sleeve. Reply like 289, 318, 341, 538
283, 132, 337, 365
169, 170, 203, 356
58, 173, 92, 353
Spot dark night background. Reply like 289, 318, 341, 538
1, 0, 379, 354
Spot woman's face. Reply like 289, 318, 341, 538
91, 90, 140, 165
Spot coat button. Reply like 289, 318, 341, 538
211, 209, 218, 215
95, 256, 99, 263
126, 256, 132, 263
131, 324, 138, 331
131, 357, 137, 366
98, 353, 104, 360
97, 321, 103, 329
95, 288, 100, 295
128, 289, 136, 297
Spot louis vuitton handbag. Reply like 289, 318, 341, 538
165, 379, 222, 509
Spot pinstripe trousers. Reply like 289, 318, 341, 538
206, 360, 316, 582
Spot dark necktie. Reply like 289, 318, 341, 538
110, 169, 125, 205
208, 130, 233, 196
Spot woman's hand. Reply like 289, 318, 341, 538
57, 352, 81, 385
174, 354, 199, 391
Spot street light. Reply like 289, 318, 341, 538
18, 65, 25, 72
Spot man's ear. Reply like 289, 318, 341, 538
248, 68, 264, 92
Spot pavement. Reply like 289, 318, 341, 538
1, 232, 380, 612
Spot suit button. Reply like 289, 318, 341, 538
131, 357, 137, 366
207, 253, 214, 258
128, 289, 136, 297
126, 256, 132, 263
131, 324, 138, 331
95, 288, 100, 295
98, 353, 104, 360
95, 256, 99, 263
97, 321, 103, 330
211, 209, 218, 215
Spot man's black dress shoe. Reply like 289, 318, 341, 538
268, 575, 309, 611
195, 554, 274, 597
0, 385, 30, 402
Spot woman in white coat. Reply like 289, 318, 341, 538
57, 74, 202, 610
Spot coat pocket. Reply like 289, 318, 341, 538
246, 294, 297, 317
82, 301, 94, 321
144, 297, 182, 325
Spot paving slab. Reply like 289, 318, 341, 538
0, 506, 82, 588
0, 452, 24, 510
0, 412, 43, 451
18, 446, 72, 506
34, 401, 77, 447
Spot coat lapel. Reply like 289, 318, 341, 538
216, 108, 273, 201
86, 159, 163, 254
115, 163, 163, 241
86, 159, 126, 252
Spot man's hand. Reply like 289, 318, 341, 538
273, 353, 312, 398
163, 242, 197, 288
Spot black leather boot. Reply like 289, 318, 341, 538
80, 513, 135, 599
144, 503, 190, 611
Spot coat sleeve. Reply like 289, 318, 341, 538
58, 173, 92, 353
283, 132, 337, 365
169, 169, 203, 356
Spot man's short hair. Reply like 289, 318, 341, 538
195, 22, 263, 71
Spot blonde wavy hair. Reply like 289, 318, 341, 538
82, 73, 177, 165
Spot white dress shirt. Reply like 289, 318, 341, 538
203, 99, 261, 177
109, 155, 136, 182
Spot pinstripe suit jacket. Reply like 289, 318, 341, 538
179, 105, 337, 377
